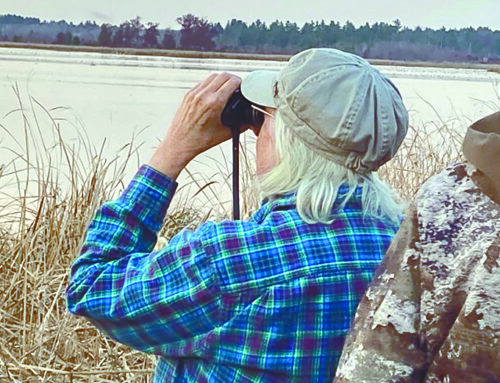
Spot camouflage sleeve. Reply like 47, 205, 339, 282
334, 205, 428, 383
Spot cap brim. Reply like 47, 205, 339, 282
241, 70, 277, 108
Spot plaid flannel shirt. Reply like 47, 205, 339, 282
67, 165, 399, 382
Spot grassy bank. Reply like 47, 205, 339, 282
0, 41, 290, 62
0, 90, 465, 381
2, 41, 500, 74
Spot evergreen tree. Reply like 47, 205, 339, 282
55, 31, 73, 45
112, 27, 124, 47
144, 22, 159, 47
162, 30, 176, 49
216, 19, 246, 49
98, 24, 113, 46
55, 32, 65, 44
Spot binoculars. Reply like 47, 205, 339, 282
221, 89, 264, 130
220, 88, 265, 220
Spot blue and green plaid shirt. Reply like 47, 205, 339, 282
67, 165, 399, 382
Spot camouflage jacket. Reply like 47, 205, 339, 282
334, 163, 500, 383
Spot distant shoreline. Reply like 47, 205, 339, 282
2, 41, 500, 74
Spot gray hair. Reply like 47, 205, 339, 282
257, 112, 405, 224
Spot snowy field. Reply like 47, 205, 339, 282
1, 47, 500, 208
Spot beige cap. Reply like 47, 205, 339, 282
241, 48, 409, 173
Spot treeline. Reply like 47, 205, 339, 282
2, 13, 500, 62
0, 15, 99, 46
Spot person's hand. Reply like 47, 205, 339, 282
148, 72, 241, 179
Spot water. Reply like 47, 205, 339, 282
1, 47, 500, 212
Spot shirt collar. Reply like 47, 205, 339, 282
250, 184, 363, 224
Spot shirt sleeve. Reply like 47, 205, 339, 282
333, 205, 428, 382
66, 165, 222, 358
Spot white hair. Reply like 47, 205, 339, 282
257, 112, 405, 224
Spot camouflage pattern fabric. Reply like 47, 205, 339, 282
334, 163, 500, 383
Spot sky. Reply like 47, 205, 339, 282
2, 0, 500, 31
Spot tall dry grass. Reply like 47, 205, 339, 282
378, 116, 465, 201
0, 88, 465, 382
1, 89, 179, 382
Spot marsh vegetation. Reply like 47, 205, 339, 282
0, 84, 472, 381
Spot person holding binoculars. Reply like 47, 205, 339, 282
66, 48, 408, 382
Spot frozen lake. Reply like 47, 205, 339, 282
1, 47, 500, 212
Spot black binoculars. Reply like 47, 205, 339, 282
220, 89, 264, 131
220, 88, 266, 220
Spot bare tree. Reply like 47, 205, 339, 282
176, 14, 216, 50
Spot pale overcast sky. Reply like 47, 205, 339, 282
2, 0, 500, 31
